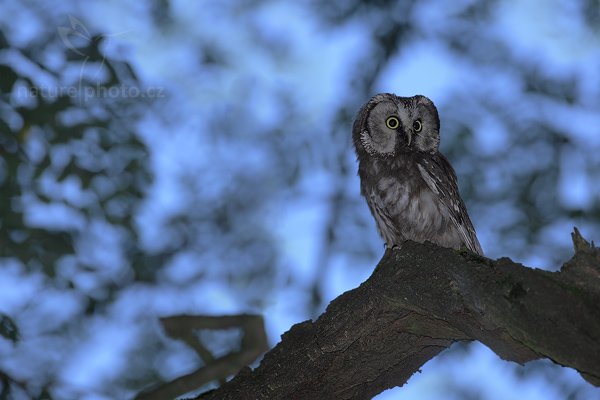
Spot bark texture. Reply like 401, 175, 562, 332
197, 232, 600, 400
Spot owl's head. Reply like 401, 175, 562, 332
352, 93, 440, 158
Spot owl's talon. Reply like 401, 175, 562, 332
383, 243, 401, 251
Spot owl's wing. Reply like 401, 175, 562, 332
417, 154, 483, 255
366, 187, 405, 246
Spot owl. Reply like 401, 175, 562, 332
352, 93, 483, 255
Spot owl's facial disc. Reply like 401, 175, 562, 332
353, 93, 441, 158
360, 100, 401, 157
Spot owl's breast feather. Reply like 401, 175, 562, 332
363, 159, 462, 248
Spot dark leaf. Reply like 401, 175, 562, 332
0, 314, 19, 343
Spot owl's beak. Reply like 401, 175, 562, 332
406, 131, 412, 147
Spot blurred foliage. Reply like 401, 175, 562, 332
0, 6, 279, 398
0, 1, 599, 399
0, 30, 149, 276
0, 20, 151, 398
0, 314, 18, 344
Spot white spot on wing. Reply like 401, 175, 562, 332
417, 163, 439, 194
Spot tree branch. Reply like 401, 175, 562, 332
196, 229, 600, 399
136, 315, 267, 400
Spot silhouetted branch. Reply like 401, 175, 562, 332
135, 314, 267, 400
194, 229, 600, 400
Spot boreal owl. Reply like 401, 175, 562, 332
352, 93, 483, 255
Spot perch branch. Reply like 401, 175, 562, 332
194, 229, 600, 399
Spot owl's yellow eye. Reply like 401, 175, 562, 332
385, 116, 400, 130
413, 119, 422, 132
